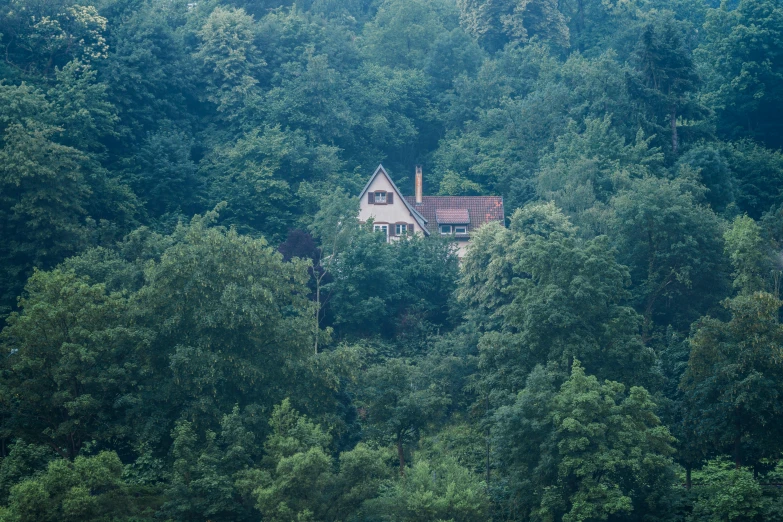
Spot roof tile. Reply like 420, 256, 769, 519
404, 196, 505, 234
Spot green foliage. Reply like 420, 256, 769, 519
689, 460, 767, 522
611, 175, 729, 332
325, 227, 458, 338
676, 143, 736, 213
681, 292, 783, 469
357, 358, 451, 472
137, 209, 315, 428
162, 407, 261, 521
493, 362, 677, 522
0, 442, 53, 504
630, 9, 705, 156
458, 0, 570, 51
537, 116, 663, 234
698, 0, 783, 148
0, 451, 158, 522
3, 0, 783, 518
462, 203, 655, 400
255, 400, 394, 522
724, 215, 772, 294
722, 139, 783, 218
0, 269, 147, 459
193, 6, 264, 120
364, 455, 489, 521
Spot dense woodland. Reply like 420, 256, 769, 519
1, 0, 783, 520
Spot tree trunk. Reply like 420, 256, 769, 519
670, 107, 679, 155
397, 437, 405, 476
314, 276, 320, 355
485, 394, 490, 486
734, 428, 742, 469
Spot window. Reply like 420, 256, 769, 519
439, 225, 452, 235
374, 224, 388, 237
454, 226, 468, 235
396, 224, 408, 235
375, 191, 386, 203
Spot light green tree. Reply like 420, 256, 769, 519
0, 452, 155, 522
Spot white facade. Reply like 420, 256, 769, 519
358, 165, 428, 241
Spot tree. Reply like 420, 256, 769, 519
457, 0, 570, 51
630, 10, 705, 156
0, 83, 91, 307
723, 139, 783, 218
363, 455, 489, 522
308, 189, 360, 353
461, 203, 655, 401
610, 175, 728, 334
681, 292, 783, 470
689, 459, 767, 522
357, 358, 450, 474
48, 60, 117, 154
362, 0, 457, 70
698, 0, 783, 148
536, 116, 663, 235
724, 215, 773, 295
161, 407, 262, 522
0, 442, 53, 504
0, 1, 109, 75
193, 6, 265, 121
493, 362, 677, 522
253, 399, 395, 522
125, 123, 202, 218
0, 269, 146, 460
253, 399, 333, 521
0, 451, 157, 522
135, 208, 315, 430
676, 142, 736, 213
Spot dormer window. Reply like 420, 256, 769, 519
439, 225, 452, 235
454, 225, 468, 235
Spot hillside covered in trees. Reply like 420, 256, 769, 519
2, 0, 783, 520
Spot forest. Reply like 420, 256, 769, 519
1, 0, 783, 520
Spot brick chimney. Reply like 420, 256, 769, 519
415, 165, 423, 204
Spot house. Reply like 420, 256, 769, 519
358, 164, 505, 257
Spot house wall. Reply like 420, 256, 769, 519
359, 173, 427, 239
454, 239, 470, 258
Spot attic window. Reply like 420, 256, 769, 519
454, 225, 467, 235
375, 191, 387, 203
439, 225, 452, 235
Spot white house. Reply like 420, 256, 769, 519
358, 164, 505, 257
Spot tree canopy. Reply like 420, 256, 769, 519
2, 0, 783, 519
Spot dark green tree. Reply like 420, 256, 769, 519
357, 358, 450, 474
0, 269, 147, 459
681, 292, 783, 470
610, 175, 728, 335
630, 10, 705, 156
698, 0, 783, 148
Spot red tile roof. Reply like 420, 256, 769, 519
436, 208, 470, 224
404, 196, 505, 234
